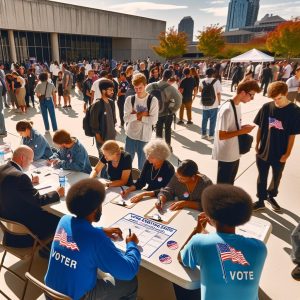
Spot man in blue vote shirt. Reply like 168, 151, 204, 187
45, 178, 141, 300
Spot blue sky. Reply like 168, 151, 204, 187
51, 0, 300, 39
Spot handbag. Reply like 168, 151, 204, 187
38, 82, 48, 101
230, 100, 253, 155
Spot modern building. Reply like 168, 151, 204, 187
226, 0, 260, 31
223, 14, 286, 43
0, 0, 166, 63
178, 16, 194, 43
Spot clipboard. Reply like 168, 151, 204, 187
144, 202, 181, 224
109, 189, 148, 209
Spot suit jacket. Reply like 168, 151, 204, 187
0, 161, 60, 236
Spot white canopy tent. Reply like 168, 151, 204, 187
228, 48, 274, 79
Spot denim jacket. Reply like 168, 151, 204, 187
51, 138, 92, 174
22, 129, 53, 160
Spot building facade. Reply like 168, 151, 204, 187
226, 0, 260, 31
0, 0, 165, 63
178, 16, 194, 43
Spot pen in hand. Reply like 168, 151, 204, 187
129, 228, 131, 236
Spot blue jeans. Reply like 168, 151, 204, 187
202, 108, 218, 137
125, 136, 146, 170
40, 97, 58, 131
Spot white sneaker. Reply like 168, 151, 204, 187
201, 135, 207, 139
207, 136, 214, 141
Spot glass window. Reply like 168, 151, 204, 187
59, 34, 66, 48
34, 33, 41, 46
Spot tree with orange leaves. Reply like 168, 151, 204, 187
197, 24, 225, 58
152, 27, 188, 59
266, 20, 300, 58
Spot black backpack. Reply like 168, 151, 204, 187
82, 105, 94, 137
131, 94, 153, 112
201, 79, 217, 106
148, 83, 169, 116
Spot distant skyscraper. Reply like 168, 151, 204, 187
226, 0, 260, 31
178, 16, 194, 43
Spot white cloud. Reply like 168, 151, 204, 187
109, 2, 187, 14
199, 6, 228, 17
210, 0, 226, 4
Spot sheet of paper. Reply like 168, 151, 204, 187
110, 213, 177, 258
110, 190, 146, 208
146, 202, 179, 223
237, 219, 270, 240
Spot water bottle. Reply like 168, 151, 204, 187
0, 147, 4, 165
58, 168, 66, 188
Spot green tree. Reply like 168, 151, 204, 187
152, 27, 188, 59
266, 20, 300, 58
197, 24, 225, 58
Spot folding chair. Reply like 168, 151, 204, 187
0, 218, 53, 300
25, 272, 72, 300
88, 155, 99, 167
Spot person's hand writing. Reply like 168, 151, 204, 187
194, 212, 209, 233
103, 227, 123, 240
126, 233, 139, 244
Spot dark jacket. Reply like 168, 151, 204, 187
0, 161, 60, 246
90, 98, 116, 141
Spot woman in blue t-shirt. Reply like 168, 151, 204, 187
16, 120, 53, 160
90, 140, 133, 187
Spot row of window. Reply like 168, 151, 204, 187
0, 30, 112, 63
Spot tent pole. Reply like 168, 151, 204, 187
227, 62, 232, 80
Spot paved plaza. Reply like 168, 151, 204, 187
0, 79, 299, 299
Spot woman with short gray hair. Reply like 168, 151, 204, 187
121, 139, 175, 202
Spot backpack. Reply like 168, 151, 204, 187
131, 94, 153, 112
82, 105, 94, 137
201, 79, 217, 106
148, 83, 170, 116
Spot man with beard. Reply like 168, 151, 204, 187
0, 146, 64, 247
45, 179, 141, 300
89, 80, 117, 155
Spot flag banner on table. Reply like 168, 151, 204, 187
54, 228, 80, 251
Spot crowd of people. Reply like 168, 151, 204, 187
0, 56, 300, 300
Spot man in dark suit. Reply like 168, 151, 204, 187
0, 145, 64, 247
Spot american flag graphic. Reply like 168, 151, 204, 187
159, 254, 172, 264
217, 243, 249, 266
167, 240, 178, 250
269, 117, 284, 130
54, 228, 80, 251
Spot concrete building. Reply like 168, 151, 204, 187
178, 16, 194, 43
223, 14, 286, 43
0, 0, 165, 63
226, 0, 260, 31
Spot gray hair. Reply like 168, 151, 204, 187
143, 139, 171, 161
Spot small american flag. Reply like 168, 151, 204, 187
269, 117, 284, 130
54, 228, 80, 251
159, 254, 172, 264
216, 243, 249, 266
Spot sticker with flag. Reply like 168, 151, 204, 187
269, 117, 284, 130
216, 243, 249, 283
54, 228, 80, 251
159, 254, 172, 264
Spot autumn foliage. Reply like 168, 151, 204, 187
152, 27, 188, 59
266, 20, 300, 58
197, 25, 225, 58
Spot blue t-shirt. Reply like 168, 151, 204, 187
45, 215, 141, 300
22, 129, 53, 160
181, 232, 267, 300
